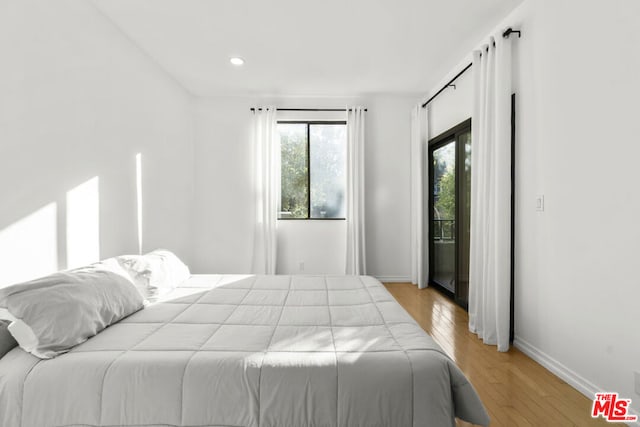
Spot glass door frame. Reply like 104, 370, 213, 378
428, 118, 472, 309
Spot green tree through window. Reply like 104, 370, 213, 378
435, 168, 455, 221
278, 122, 346, 219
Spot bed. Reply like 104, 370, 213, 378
0, 274, 489, 427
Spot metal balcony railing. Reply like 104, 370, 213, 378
433, 219, 455, 241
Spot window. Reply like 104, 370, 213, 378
278, 122, 346, 219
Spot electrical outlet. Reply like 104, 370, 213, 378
299, 261, 304, 272
536, 195, 545, 212
635, 371, 640, 395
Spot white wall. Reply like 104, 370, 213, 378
277, 221, 347, 275
427, 69, 473, 139
191, 97, 254, 274
192, 95, 415, 280
365, 97, 416, 281
427, 0, 640, 412
0, 0, 195, 286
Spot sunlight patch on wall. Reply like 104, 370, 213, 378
66, 176, 100, 269
136, 153, 143, 254
0, 203, 58, 287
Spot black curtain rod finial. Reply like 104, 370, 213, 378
503, 27, 521, 38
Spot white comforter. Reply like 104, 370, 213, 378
0, 275, 489, 427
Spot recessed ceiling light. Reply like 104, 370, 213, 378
230, 57, 245, 66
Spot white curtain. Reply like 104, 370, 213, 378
468, 35, 513, 352
345, 107, 366, 275
410, 105, 429, 288
251, 107, 279, 275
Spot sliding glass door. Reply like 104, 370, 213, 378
429, 120, 471, 309
431, 141, 456, 293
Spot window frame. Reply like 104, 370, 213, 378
277, 120, 347, 220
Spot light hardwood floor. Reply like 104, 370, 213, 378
384, 283, 607, 427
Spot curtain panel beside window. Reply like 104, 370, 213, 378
410, 105, 429, 289
345, 107, 366, 275
468, 34, 513, 352
251, 107, 279, 274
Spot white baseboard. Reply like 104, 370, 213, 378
374, 276, 411, 283
514, 336, 640, 426
513, 336, 600, 397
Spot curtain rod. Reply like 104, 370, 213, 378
421, 27, 521, 109
250, 108, 367, 112
421, 63, 472, 109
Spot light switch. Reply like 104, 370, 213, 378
536, 195, 544, 212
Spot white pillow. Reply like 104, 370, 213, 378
116, 249, 190, 302
0, 264, 144, 359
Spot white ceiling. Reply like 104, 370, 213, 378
93, 0, 523, 97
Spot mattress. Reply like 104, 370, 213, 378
0, 274, 489, 427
